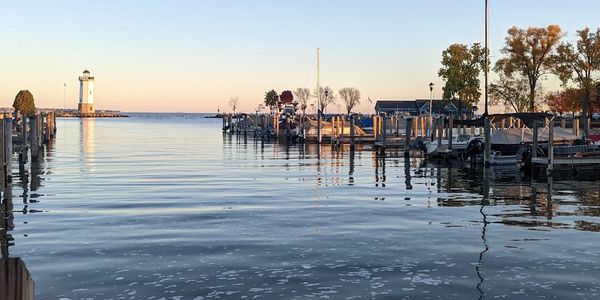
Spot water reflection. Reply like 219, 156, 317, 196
1, 184, 35, 299
79, 118, 95, 173
404, 156, 412, 190
349, 147, 355, 186
222, 134, 600, 234
476, 168, 491, 299
373, 151, 386, 188
428, 161, 600, 232
1, 187, 14, 258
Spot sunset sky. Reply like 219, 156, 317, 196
1, 0, 599, 113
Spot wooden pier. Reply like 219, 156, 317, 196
221, 113, 439, 151
220, 112, 600, 176
1, 112, 57, 299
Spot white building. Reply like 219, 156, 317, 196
78, 69, 95, 115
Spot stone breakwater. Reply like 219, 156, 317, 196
55, 111, 128, 118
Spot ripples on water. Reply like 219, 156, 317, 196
1, 113, 600, 299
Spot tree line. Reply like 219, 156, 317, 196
230, 87, 361, 116
438, 25, 600, 124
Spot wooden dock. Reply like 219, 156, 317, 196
530, 122, 600, 173
1, 112, 57, 299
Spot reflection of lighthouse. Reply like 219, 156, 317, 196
80, 118, 96, 173
78, 69, 95, 115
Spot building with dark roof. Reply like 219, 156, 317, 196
374, 99, 477, 118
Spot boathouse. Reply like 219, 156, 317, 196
374, 99, 476, 118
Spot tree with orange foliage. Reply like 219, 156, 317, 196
547, 88, 583, 117
553, 27, 600, 137
495, 25, 562, 112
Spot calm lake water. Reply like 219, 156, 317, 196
3, 113, 600, 299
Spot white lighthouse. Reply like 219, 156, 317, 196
78, 69, 95, 115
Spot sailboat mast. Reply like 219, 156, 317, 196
483, 0, 492, 167
484, 0, 489, 116
316, 48, 322, 144
317, 48, 320, 113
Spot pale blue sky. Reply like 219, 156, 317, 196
1, 0, 598, 112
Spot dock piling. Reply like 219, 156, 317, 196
381, 114, 387, 149
437, 118, 443, 149
448, 117, 453, 151
29, 116, 38, 162
484, 117, 491, 167
350, 115, 355, 148
548, 118, 554, 174
404, 118, 412, 157
532, 120, 539, 159
3, 117, 12, 185
317, 111, 321, 144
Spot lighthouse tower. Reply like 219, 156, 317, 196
78, 69, 95, 115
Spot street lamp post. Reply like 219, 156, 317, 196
429, 82, 434, 138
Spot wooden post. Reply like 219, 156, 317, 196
274, 112, 279, 136
501, 118, 506, 129
43, 114, 48, 142
484, 117, 491, 167
21, 117, 27, 147
508, 117, 514, 128
381, 114, 387, 148
350, 115, 355, 147
331, 116, 335, 144
379, 115, 383, 137
548, 118, 554, 174
53, 112, 57, 135
411, 116, 417, 137
340, 116, 344, 140
3, 117, 12, 185
574, 118, 580, 137
404, 118, 412, 157
426, 116, 431, 139
437, 118, 443, 149
532, 120, 539, 158
373, 115, 378, 141
317, 111, 322, 144
37, 114, 43, 146
338, 116, 342, 137
30, 116, 38, 162
448, 117, 453, 151
19, 117, 27, 168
